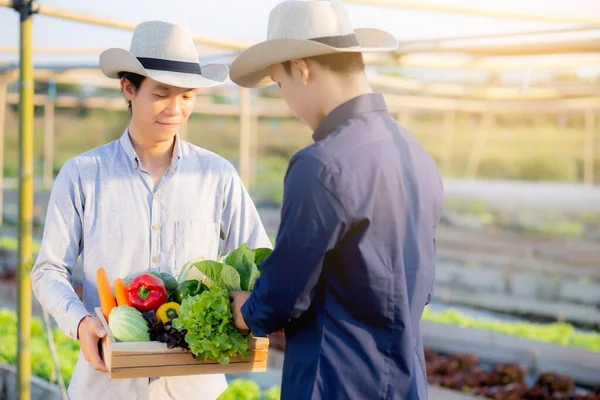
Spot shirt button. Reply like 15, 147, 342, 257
152, 224, 158, 230
152, 256, 158, 263
154, 194, 159, 200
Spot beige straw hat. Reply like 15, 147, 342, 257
230, 0, 398, 88
100, 21, 229, 89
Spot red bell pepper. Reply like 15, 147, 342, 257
126, 273, 167, 312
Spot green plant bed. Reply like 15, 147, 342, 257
218, 379, 281, 400
0, 236, 42, 254
0, 308, 80, 387
422, 307, 600, 352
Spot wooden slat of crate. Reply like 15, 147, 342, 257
109, 360, 268, 379
109, 336, 269, 356
111, 350, 268, 369
95, 308, 269, 379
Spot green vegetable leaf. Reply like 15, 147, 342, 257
253, 248, 273, 266
194, 260, 226, 288
221, 264, 242, 291
225, 243, 255, 270
248, 264, 260, 291
174, 288, 251, 364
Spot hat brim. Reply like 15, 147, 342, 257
99, 48, 229, 89
230, 28, 398, 88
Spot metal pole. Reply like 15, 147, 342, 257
43, 77, 55, 189
15, 1, 35, 398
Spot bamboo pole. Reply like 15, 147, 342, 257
382, 54, 600, 71
584, 110, 596, 187
344, 0, 600, 25
30, 3, 250, 50
396, 38, 600, 57
43, 78, 56, 190
7, 91, 600, 116
0, 75, 6, 226
465, 112, 494, 179
16, 1, 35, 399
239, 88, 252, 188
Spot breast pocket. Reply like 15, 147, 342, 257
172, 221, 220, 276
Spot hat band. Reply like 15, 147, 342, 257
309, 33, 360, 48
137, 57, 202, 75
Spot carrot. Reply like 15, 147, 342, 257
97, 267, 116, 322
114, 277, 129, 307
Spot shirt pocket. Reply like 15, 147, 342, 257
172, 220, 220, 276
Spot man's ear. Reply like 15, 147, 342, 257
120, 78, 136, 101
291, 59, 311, 86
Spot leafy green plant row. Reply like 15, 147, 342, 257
422, 307, 600, 352
0, 308, 79, 386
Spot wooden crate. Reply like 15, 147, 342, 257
95, 308, 269, 379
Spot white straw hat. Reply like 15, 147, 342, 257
100, 21, 229, 89
230, 0, 398, 88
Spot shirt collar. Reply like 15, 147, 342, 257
312, 93, 388, 142
119, 127, 183, 170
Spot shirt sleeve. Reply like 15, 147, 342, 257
220, 166, 272, 251
241, 153, 348, 337
31, 159, 90, 340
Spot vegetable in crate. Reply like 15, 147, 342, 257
96, 267, 117, 321
108, 306, 150, 342
150, 271, 178, 294
124, 271, 178, 298
172, 279, 208, 304
173, 287, 250, 365
126, 273, 168, 312
156, 302, 180, 324
113, 277, 129, 306
144, 310, 190, 350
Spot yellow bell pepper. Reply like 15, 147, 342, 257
156, 302, 180, 324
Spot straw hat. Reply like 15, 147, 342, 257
100, 21, 229, 89
229, 0, 398, 88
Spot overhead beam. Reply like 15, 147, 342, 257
0, 1, 251, 50
369, 74, 600, 100
6, 91, 600, 116
344, 0, 600, 25
396, 38, 600, 57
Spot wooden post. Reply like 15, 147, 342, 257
239, 87, 251, 188
249, 115, 259, 187
584, 109, 596, 187
465, 112, 494, 179
43, 78, 55, 190
0, 76, 6, 225
441, 110, 456, 175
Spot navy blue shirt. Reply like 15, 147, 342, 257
241, 93, 444, 400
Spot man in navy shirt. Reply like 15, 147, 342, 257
229, 1, 444, 399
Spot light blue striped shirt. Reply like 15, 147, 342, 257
31, 128, 271, 399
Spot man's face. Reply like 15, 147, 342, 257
269, 62, 319, 129
122, 77, 196, 143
